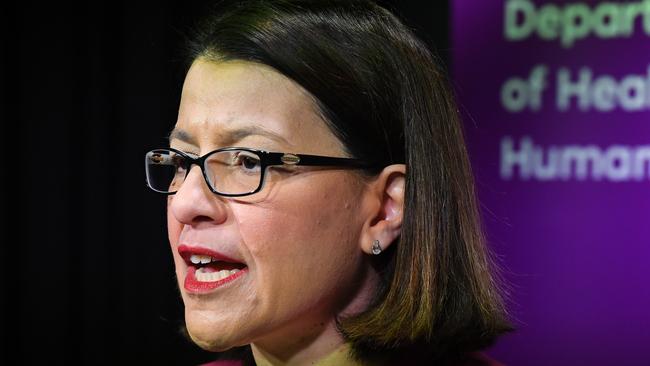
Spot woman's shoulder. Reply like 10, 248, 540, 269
199, 361, 242, 366
396, 351, 504, 366
198, 351, 504, 366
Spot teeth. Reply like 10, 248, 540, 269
195, 268, 241, 282
190, 254, 212, 264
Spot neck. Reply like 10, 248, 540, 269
252, 342, 371, 366
250, 317, 343, 366
252, 259, 383, 366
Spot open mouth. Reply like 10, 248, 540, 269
178, 245, 248, 293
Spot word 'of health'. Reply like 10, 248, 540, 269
501, 65, 650, 113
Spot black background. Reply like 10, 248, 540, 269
0, 1, 449, 364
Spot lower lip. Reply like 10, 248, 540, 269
184, 266, 248, 294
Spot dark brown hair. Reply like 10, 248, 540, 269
185, 0, 512, 362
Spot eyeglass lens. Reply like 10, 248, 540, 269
145, 149, 263, 195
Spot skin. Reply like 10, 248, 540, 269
167, 58, 405, 365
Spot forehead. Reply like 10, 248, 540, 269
175, 58, 339, 152
182, 58, 308, 108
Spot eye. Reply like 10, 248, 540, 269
172, 154, 188, 174
233, 151, 261, 173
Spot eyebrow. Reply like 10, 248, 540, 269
168, 128, 197, 145
168, 126, 292, 147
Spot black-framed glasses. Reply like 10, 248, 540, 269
145, 147, 373, 197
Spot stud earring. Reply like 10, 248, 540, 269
371, 240, 382, 255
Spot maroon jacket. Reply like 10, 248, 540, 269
200, 352, 504, 366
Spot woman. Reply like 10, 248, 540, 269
145, 0, 512, 364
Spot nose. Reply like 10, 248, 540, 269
168, 165, 228, 225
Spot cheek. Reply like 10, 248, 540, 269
236, 177, 363, 309
166, 204, 184, 275
167, 200, 180, 244
240, 190, 352, 257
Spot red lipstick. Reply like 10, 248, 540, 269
178, 244, 247, 294
184, 266, 247, 293
178, 245, 242, 264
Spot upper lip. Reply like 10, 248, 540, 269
177, 244, 245, 266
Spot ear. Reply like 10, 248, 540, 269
359, 164, 406, 255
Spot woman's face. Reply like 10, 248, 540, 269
167, 59, 371, 351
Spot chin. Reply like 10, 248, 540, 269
184, 309, 248, 352
186, 321, 236, 352
188, 332, 231, 352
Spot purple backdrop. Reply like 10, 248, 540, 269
451, 1, 650, 365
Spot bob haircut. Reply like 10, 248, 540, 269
184, 0, 512, 362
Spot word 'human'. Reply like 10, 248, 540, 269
501, 137, 650, 181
